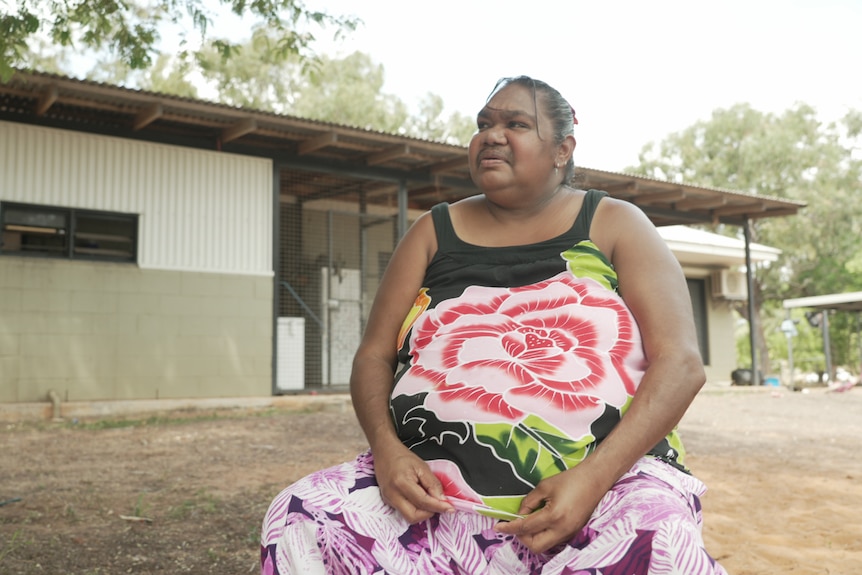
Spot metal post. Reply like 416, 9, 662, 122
397, 180, 408, 240
858, 312, 862, 378
785, 312, 794, 387
270, 161, 281, 395
326, 209, 333, 387
822, 310, 833, 383
780, 313, 799, 388
359, 190, 367, 334
743, 218, 758, 383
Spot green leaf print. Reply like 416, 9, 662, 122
561, 241, 618, 292
475, 414, 595, 489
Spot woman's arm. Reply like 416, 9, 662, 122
496, 197, 706, 551
349, 211, 455, 522
589, 197, 707, 478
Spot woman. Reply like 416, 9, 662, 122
261, 76, 727, 574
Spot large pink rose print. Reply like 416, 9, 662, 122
392, 272, 647, 441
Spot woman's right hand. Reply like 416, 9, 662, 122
373, 444, 454, 523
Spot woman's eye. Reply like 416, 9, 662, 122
509, 121, 527, 129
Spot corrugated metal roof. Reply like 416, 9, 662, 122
783, 292, 862, 312
0, 70, 806, 226
657, 225, 781, 268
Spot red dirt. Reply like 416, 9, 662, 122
1, 386, 859, 574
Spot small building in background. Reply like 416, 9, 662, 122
0, 72, 803, 406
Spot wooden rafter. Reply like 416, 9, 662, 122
633, 189, 687, 205
298, 131, 338, 155
132, 103, 163, 131
429, 155, 469, 174
366, 144, 410, 166
221, 118, 257, 144
713, 202, 767, 217
676, 195, 728, 210
34, 84, 58, 116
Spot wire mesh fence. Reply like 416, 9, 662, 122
277, 169, 399, 391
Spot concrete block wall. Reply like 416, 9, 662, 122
0, 258, 272, 402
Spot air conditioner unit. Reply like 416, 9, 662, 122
711, 270, 748, 300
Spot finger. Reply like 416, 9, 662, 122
494, 512, 559, 553
415, 469, 445, 500
385, 491, 435, 524
401, 505, 435, 524
493, 517, 524, 535
516, 490, 547, 516
415, 471, 455, 513
408, 485, 455, 514
495, 504, 552, 538
518, 522, 569, 555
391, 475, 452, 516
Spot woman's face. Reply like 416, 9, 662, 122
468, 83, 562, 201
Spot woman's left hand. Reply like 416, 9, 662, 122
493, 464, 609, 553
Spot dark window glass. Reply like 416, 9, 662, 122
1, 203, 137, 263
1, 206, 68, 256
74, 212, 137, 261
687, 278, 710, 365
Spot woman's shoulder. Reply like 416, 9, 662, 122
396, 209, 438, 264
444, 196, 493, 242
591, 193, 663, 262
447, 195, 486, 214
593, 193, 654, 228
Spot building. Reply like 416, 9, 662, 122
0, 72, 804, 405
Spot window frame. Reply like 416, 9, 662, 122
0, 202, 139, 264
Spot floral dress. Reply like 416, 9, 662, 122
261, 190, 727, 575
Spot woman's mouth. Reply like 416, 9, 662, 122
478, 151, 508, 166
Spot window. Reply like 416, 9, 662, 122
1, 202, 138, 263
687, 278, 710, 365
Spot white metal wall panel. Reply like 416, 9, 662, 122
0, 120, 273, 275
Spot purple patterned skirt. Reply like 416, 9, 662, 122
260, 451, 726, 575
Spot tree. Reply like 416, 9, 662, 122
0, 0, 358, 82
287, 52, 475, 143
405, 93, 476, 146
9, 4, 475, 146
195, 26, 303, 113
190, 30, 475, 144
629, 103, 862, 377
288, 51, 410, 132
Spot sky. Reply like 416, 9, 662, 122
208, 0, 861, 172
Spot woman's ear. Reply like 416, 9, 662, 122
556, 134, 576, 166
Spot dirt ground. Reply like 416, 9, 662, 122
1, 385, 860, 575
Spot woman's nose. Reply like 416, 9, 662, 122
483, 124, 506, 145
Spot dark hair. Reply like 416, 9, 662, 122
487, 76, 577, 185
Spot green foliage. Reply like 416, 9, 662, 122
406, 92, 476, 145
0, 529, 26, 563
0, 7, 40, 80
132, 493, 149, 517
289, 51, 410, 131
66, 408, 279, 430
194, 33, 475, 144
12, 8, 474, 145
196, 26, 301, 111
0, 0, 359, 82
140, 54, 199, 98
291, 52, 475, 143
168, 489, 220, 519
629, 103, 862, 374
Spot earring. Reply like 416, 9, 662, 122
554, 163, 559, 176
